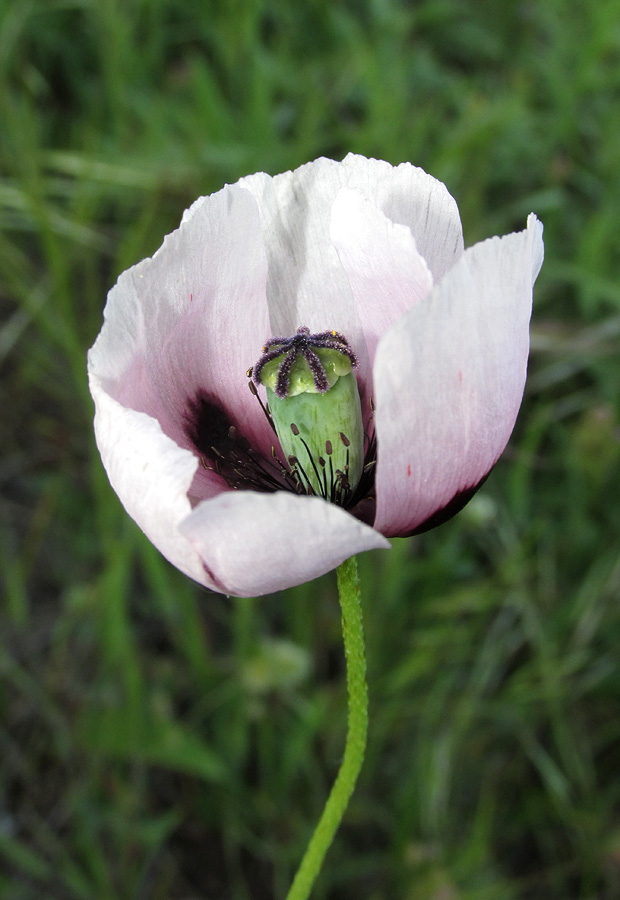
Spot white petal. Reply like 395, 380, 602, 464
330, 187, 433, 370
238, 155, 463, 355
89, 375, 216, 588
180, 491, 390, 597
89, 184, 272, 465
238, 159, 366, 351
528, 211, 545, 281
373, 215, 544, 537
339, 153, 464, 281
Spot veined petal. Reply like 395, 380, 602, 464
89, 376, 218, 589
180, 491, 390, 597
239, 159, 367, 359
338, 153, 464, 282
89, 185, 273, 474
330, 187, 433, 371
373, 214, 544, 537
239, 154, 463, 388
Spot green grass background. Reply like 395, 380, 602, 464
2, 0, 620, 897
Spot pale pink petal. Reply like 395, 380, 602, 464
89, 377, 218, 589
339, 153, 464, 281
89, 184, 273, 487
239, 155, 463, 389
373, 214, 544, 537
180, 491, 390, 597
238, 159, 368, 365
330, 187, 433, 370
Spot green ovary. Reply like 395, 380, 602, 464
267, 371, 364, 500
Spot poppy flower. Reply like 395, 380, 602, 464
88, 154, 543, 597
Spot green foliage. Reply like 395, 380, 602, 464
2, 0, 620, 897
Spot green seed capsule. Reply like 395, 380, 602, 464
253, 334, 364, 503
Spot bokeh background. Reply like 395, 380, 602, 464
2, 0, 620, 897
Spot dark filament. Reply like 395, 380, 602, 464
183, 382, 376, 511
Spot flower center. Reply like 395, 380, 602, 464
249, 326, 365, 502
184, 328, 376, 513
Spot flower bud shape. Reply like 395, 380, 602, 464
253, 328, 364, 504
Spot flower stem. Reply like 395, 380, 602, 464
285, 555, 368, 900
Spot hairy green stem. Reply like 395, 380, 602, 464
285, 555, 368, 900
